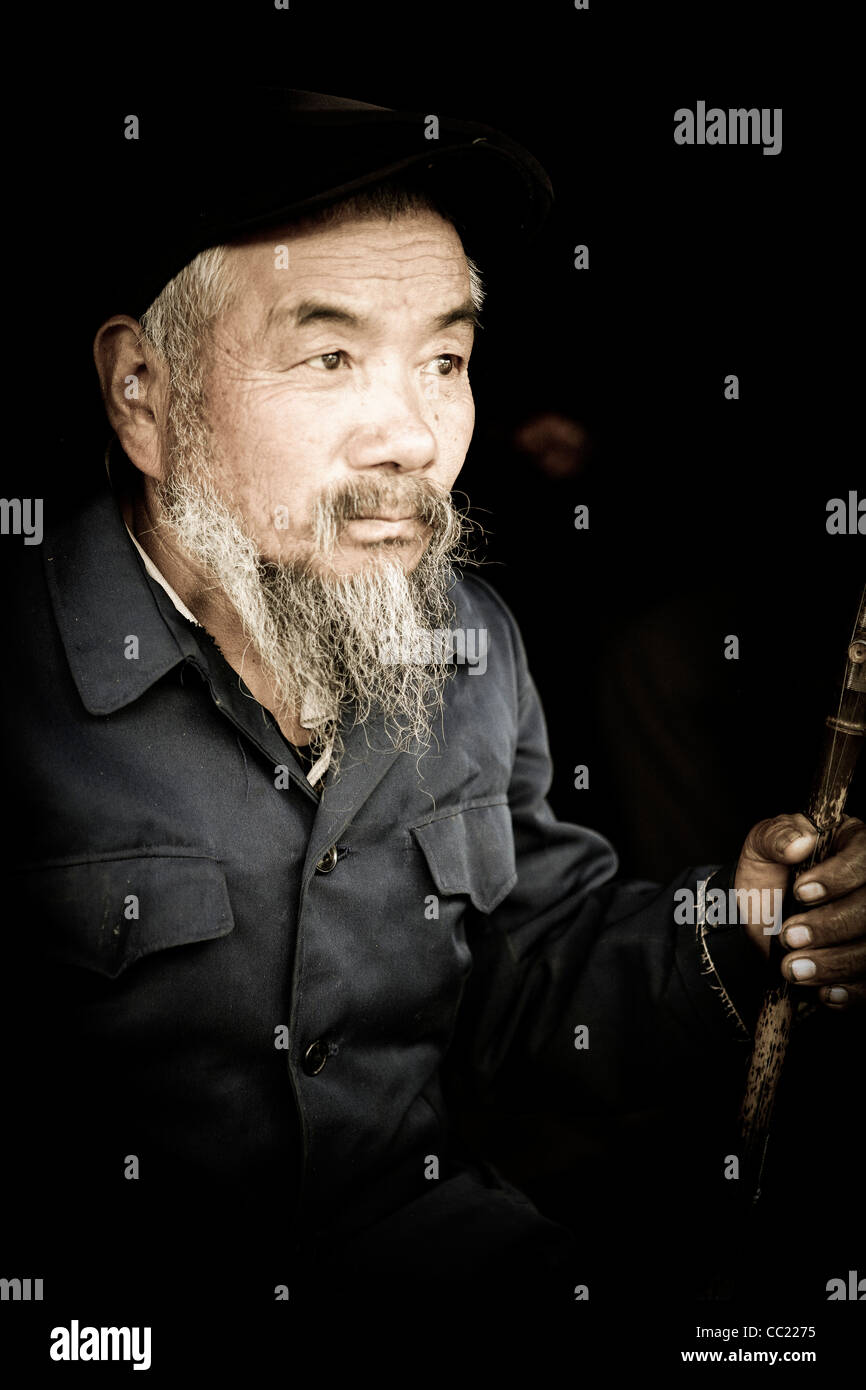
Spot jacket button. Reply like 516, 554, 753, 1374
315, 845, 339, 874
302, 1040, 329, 1076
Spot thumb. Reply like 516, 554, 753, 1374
740, 813, 817, 870
735, 814, 818, 954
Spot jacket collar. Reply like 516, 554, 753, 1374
44, 479, 189, 716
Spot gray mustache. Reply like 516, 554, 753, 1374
321, 478, 454, 528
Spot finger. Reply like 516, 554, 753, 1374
741, 813, 817, 868
781, 940, 866, 987
792, 816, 866, 906
780, 884, 866, 950
818, 982, 866, 1009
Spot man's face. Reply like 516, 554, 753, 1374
200, 208, 477, 577
139, 207, 479, 761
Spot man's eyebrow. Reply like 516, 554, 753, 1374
429, 300, 482, 333
265, 298, 481, 334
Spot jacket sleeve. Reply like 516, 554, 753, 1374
448, 581, 766, 1123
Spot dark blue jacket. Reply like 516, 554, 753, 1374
1, 478, 762, 1306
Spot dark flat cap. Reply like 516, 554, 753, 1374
85, 85, 553, 323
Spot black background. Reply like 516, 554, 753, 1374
3, 0, 863, 1372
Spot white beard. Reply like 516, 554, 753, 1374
152, 428, 472, 776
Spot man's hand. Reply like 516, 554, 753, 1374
735, 813, 866, 1008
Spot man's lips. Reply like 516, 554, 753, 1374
341, 514, 425, 545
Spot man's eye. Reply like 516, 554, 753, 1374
305, 351, 346, 371
302, 352, 462, 375
423, 355, 462, 376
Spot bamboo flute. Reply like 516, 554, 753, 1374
739, 582, 866, 1201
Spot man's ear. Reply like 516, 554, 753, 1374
93, 315, 171, 480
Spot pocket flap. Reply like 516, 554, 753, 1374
22, 853, 235, 979
410, 801, 517, 914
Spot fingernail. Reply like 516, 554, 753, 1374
791, 958, 816, 981
827, 987, 848, 1005
787, 833, 815, 853
784, 925, 812, 948
796, 882, 825, 901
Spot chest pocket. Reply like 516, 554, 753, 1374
17, 852, 235, 979
409, 799, 518, 915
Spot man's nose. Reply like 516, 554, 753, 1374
344, 393, 437, 474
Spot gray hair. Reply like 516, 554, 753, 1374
138, 182, 484, 407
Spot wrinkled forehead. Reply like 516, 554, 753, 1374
225, 209, 471, 323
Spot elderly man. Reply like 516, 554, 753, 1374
2, 88, 864, 1323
